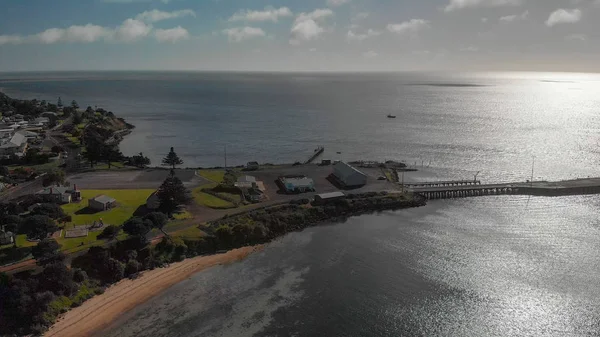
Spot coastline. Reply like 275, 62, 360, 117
44, 245, 263, 337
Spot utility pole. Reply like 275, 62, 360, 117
530, 155, 535, 188
401, 171, 405, 193
474, 171, 480, 183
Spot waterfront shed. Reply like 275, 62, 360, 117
333, 162, 367, 187
279, 176, 315, 193
314, 191, 346, 205
89, 195, 117, 211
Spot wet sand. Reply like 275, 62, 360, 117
45, 246, 262, 337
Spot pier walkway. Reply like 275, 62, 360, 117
408, 178, 600, 200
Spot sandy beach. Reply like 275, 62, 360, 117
44, 246, 262, 337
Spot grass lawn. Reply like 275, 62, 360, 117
217, 192, 242, 204
171, 226, 205, 240
173, 210, 192, 220
192, 185, 236, 209
62, 189, 154, 227
10, 160, 60, 174
15, 234, 37, 248
93, 162, 126, 170
197, 169, 225, 183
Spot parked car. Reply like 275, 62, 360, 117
377, 176, 387, 181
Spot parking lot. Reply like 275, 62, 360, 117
68, 169, 206, 190
249, 164, 399, 202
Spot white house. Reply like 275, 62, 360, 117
0, 132, 27, 156
333, 162, 368, 187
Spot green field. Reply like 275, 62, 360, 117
171, 226, 205, 239
61, 189, 154, 226
192, 185, 236, 209
197, 169, 225, 183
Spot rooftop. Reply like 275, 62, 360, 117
91, 195, 117, 204
237, 175, 256, 183
36, 186, 71, 195
281, 176, 314, 186
317, 191, 346, 199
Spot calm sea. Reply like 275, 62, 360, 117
2, 71, 600, 336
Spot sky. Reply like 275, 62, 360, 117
0, 0, 599, 72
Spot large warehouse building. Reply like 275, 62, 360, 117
332, 162, 367, 187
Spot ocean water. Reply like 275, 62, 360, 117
2, 71, 600, 336
2, 71, 600, 182
101, 196, 600, 337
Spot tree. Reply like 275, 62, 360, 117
29, 203, 66, 220
0, 165, 9, 176
85, 106, 94, 114
31, 238, 64, 266
98, 225, 120, 240
162, 147, 183, 170
144, 212, 169, 237
122, 217, 152, 239
105, 258, 125, 283
40, 263, 76, 296
131, 152, 150, 168
156, 172, 192, 215
72, 110, 83, 125
42, 169, 65, 187
103, 146, 123, 169
71, 100, 79, 109
57, 97, 63, 108
22, 215, 58, 240
50, 145, 64, 154
62, 106, 75, 118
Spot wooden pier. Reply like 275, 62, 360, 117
305, 146, 325, 164
407, 178, 600, 200
404, 180, 481, 188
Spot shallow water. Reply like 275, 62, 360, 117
102, 195, 600, 337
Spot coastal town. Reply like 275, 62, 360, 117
0, 92, 422, 336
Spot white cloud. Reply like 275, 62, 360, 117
546, 8, 582, 26
387, 19, 430, 35
37, 24, 112, 44
114, 19, 153, 42
135, 9, 196, 23
154, 26, 190, 43
222, 27, 266, 42
0, 35, 23, 45
363, 50, 378, 58
445, 0, 521, 12
290, 9, 333, 44
499, 10, 529, 22
309, 48, 317, 52
460, 46, 479, 52
481, 17, 488, 23
228, 7, 293, 22
565, 33, 586, 41
327, 0, 350, 7
347, 29, 381, 42
354, 12, 369, 21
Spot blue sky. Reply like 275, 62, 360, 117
0, 0, 599, 72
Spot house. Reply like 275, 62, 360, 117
16, 130, 39, 141
34, 117, 50, 125
36, 185, 81, 204
314, 191, 346, 205
0, 229, 14, 245
279, 175, 315, 194
332, 162, 367, 187
89, 195, 117, 211
235, 175, 257, 189
146, 191, 160, 210
41, 111, 58, 118
246, 161, 259, 171
0, 132, 28, 156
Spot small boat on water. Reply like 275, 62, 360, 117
387, 114, 397, 119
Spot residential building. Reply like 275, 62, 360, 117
0, 132, 27, 156
16, 130, 39, 141
235, 175, 257, 189
279, 175, 315, 194
89, 195, 117, 211
34, 117, 50, 125
246, 161, 259, 171
332, 162, 367, 187
36, 185, 81, 204
0, 229, 14, 245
